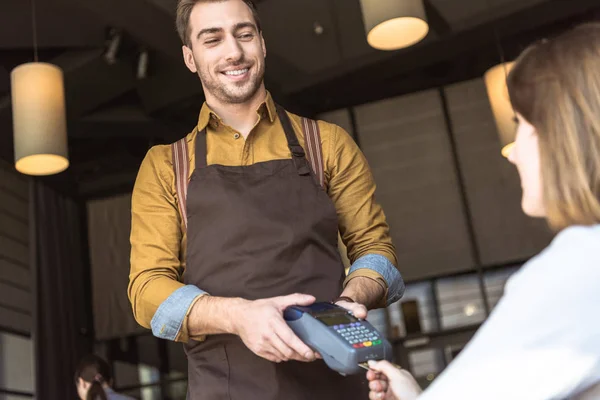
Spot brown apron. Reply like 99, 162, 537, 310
181, 106, 369, 400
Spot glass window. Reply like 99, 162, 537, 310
140, 385, 161, 400
366, 308, 389, 337
484, 266, 521, 310
0, 333, 34, 395
388, 282, 438, 337
168, 380, 188, 400
113, 360, 140, 389
436, 274, 486, 330
139, 364, 160, 386
120, 388, 142, 399
135, 363, 161, 400
167, 341, 188, 375
408, 349, 443, 379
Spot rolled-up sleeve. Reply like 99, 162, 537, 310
325, 123, 404, 306
128, 145, 206, 342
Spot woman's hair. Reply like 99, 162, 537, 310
507, 23, 600, 231
74, 354, 112, 400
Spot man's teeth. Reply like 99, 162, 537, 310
224, 69, 248, 76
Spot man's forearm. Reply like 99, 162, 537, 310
187, 278, 384, 337
340, 276, 386, 309
187, 295, 247, 337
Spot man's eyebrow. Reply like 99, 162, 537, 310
233, 22, 257, 32
196, 27, 223, 40
195, 22, 256, 41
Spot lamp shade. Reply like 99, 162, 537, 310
484, 62, 516, 158
11, 62, 69, 176
360, 0, 429, 51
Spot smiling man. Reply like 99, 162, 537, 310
128, 1, 404, 399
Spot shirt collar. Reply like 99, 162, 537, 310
194, 91, 277, 136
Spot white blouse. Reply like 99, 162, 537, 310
419, 225, 600, 400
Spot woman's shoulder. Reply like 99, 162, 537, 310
537, 224, 600, 265
508, 224, 600, 293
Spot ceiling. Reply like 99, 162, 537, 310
0, 0, 599, 198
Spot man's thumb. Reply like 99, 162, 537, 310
278, 293, 316, 309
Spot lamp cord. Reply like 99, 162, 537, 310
31, 0, 38, 62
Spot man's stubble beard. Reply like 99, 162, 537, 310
197, 59, 265, 105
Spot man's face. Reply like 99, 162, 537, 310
182, 0, 266, 105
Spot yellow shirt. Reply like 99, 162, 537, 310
128, 92, 398, 342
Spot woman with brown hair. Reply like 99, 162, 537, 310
366, 23, 600, 400
74, 355, 135, 400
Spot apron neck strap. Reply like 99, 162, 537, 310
276, 105, 311, 176
276, 105, 303, 157
194, 105, 310, 176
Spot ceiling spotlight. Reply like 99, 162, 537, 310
105, 29, 122, 65
137, 50, 149, 80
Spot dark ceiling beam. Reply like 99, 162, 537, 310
72, 105, 183, 141
0, 49, 137, 167
74, 119, 179, 140
56, 0, 308, 115
79, 104, 153, 123
0, 112, 12, 166
423, 0, 452, 36
79, 170, 139, 200
0, 0, 105, 50
51, 49, 137, 118
0, 83, 14, 165
287, 0, 600, 96
56, 0, 182, 59
0, 66, 8, 95
301, 2, 600, 114
136, 53, 202, 114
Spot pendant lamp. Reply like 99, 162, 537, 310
359, 0, 430, 51
11, 0, 69, 175
484, 62, 516, 158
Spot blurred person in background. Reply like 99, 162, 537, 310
75, 354, 136, 400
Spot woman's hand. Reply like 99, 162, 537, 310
366, 360, 423, 400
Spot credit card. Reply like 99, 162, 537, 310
358, 361, 371, 370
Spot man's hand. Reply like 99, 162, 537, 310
335, 276, 386, 315
334, 299, 368, 320
231, 293, 320, 363
366, 360, 423, 400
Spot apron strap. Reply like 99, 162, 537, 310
171, 137, 190, 229
301, 117, 325, 188
171, 109, 326, 229
276, 105, 311, 176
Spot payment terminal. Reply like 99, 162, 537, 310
284, 302, 392, 375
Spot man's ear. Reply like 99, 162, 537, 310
182, 45, 197, 73
261, 33, 266, 59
